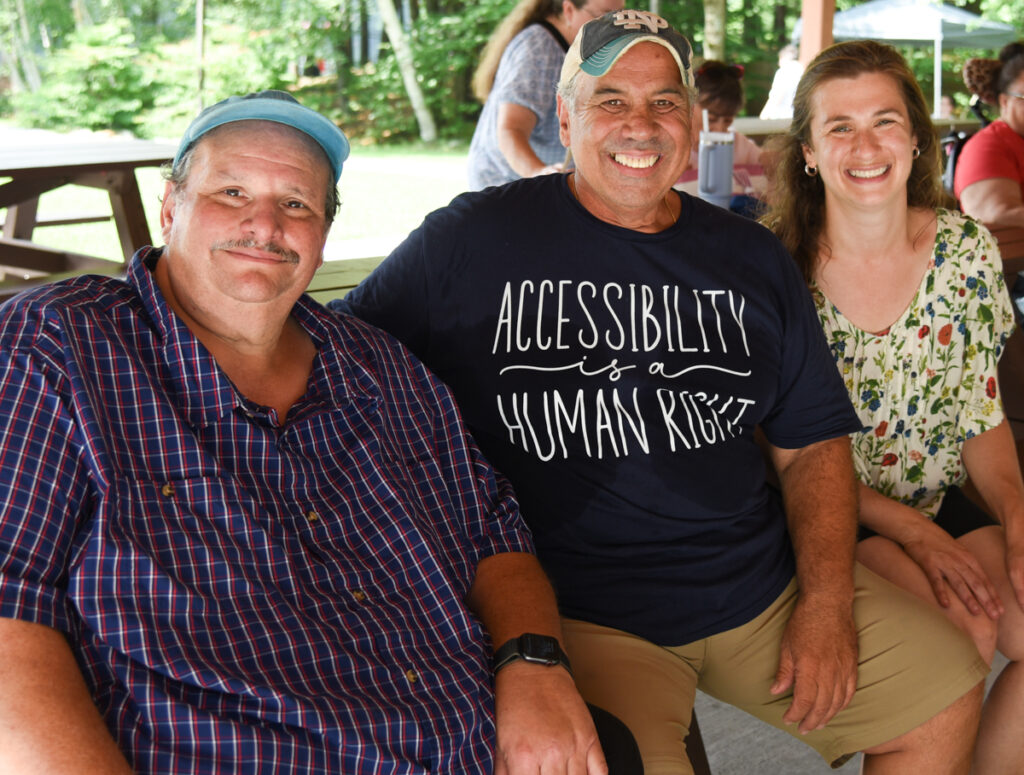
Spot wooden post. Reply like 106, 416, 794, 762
798, 0, 834, 65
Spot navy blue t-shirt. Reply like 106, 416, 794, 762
334, 174, 860, 645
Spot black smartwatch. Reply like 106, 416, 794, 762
492, 633, 572, 675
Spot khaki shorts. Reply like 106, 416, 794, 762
562, 564, 988, 774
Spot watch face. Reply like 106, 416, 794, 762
520, 633, 560, 664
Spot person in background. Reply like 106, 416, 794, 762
955, 41, 1024, 228
760, 43, 803, 120
940, 93, 956, 119
688, 60, 765, 217
688, 60, 763, 170
0, 90, 616, 774
335, 12, 990, 774
467, 0, 623, 190
765, 40, 1024, 774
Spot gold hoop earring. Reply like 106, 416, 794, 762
804, 163, 818, 177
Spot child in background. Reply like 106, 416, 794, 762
689, 61, 763, 171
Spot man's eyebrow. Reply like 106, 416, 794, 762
590, 84, 686, 97
592, 85, 626, 96
206, 167, 315, 193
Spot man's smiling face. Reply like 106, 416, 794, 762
558, 41, 691, 229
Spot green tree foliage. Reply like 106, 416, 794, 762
3, 0, 1022, 143
343, 0, 508, 142
11, 18, 153, 134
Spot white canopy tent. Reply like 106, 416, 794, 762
793, 0, 1017, 116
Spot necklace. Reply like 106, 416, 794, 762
568, 172, 679, 229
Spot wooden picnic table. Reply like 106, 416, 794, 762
0, 137, 176, 276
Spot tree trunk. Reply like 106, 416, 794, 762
376, 0, 437, 143
71, 0, 93, 28
772, 3, 788, 48
196, 0, 206, 113
740, 0, 761, 48
702, 0, 726, 60
8, 0, 41, 91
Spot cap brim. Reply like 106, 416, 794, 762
175, 97, 350, 183
580, 36, 690, 87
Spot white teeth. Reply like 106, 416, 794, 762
849, 165, 888, 179
614, 154, 658, 168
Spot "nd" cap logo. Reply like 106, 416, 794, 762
610, 10, 669, 34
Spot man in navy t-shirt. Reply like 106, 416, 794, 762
335, 11, 988, 773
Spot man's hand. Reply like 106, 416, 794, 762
770, 595, 858, 735
493, 662, 608, 775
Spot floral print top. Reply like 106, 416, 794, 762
814, 209, 1016, 518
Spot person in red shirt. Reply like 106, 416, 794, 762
955, 42, 1024, 228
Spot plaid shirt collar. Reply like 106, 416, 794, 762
130, 247, 374, 429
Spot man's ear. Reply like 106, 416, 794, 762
316, 224, 329, 270
557, 94, 571, 148
159, 180, 177, 245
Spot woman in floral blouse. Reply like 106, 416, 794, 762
765, 40, 1024, 773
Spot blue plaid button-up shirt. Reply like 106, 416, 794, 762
0, 248, 533, 774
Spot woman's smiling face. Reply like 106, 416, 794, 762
802, 70, 917, 212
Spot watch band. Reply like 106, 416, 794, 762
492, 633, 572, 675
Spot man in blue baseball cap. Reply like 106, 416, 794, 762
336, 11, 990, 774
0, 91, 625, 773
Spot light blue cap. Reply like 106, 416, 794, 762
173, 90, 350, 183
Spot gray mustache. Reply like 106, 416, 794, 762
211, 239, 301, 264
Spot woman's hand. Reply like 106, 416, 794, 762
902, 519, 1004, 619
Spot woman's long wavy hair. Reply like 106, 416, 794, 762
762, 40, 943, 282
472, 0, 583, 102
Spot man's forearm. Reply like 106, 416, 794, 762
466, 551, 564, 647
0, 617, 132, 774
768, 435, 860, 731
466, 552, 606, 774
772, 435, 858, 601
